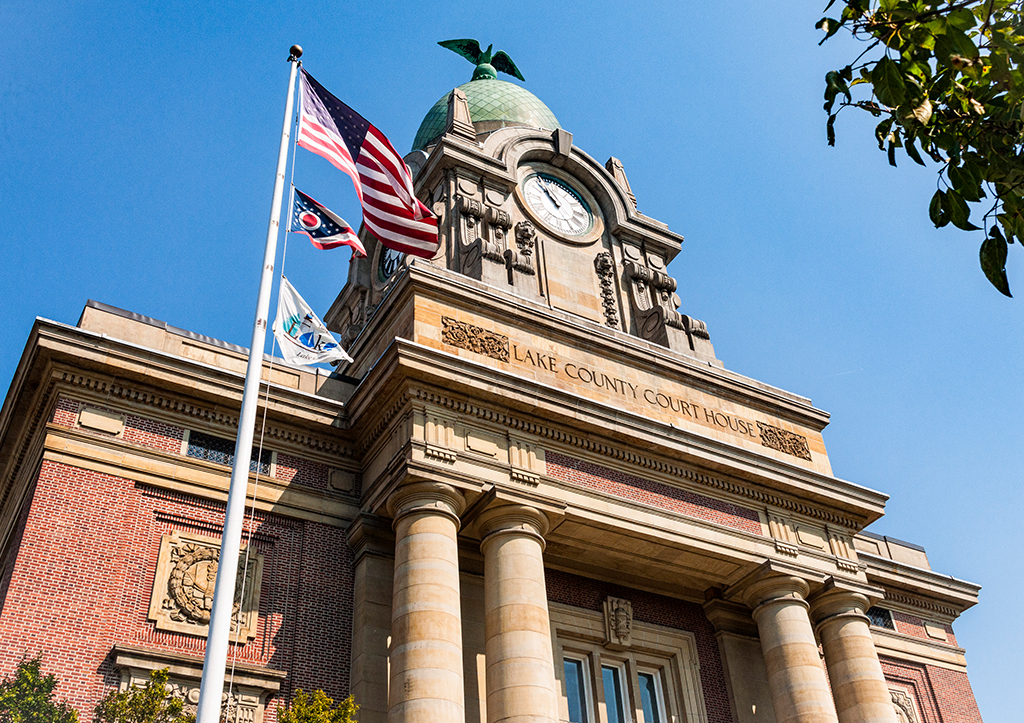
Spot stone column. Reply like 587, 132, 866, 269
478, 504, 558, 723
745, 575, 839, 723
347, 513, 396, 723
810, 587, 898, 723
387, 482, 467, 723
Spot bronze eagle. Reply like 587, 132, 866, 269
438, 39, 525, 82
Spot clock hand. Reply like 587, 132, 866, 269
540, 181, 562, 208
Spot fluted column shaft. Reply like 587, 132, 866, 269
811, 590, 898, 723
387, 482, 467, 723
479, 504, 558, 723
747, 576, 839, 723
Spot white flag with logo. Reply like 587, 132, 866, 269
273, 276, 353, 368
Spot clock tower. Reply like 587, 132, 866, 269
327, 63, 718, 365
319, 48, 980, 723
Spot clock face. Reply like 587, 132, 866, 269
377, 246, 404, 282
522, 173, 593, 237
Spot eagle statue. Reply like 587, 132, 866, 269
438, 39, 525, 82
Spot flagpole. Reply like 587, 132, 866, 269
196, 44, 303, 723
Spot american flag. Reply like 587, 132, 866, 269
296, 69, 439, 259
290, 188, 366, 257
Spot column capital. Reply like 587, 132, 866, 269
386, 481, 466, 529
345, 512, 395, 564
726, 560, 826, 612
808, 578, 886, 629
477, 503, 550, 553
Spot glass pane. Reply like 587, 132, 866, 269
638, 672, 661, 723
564, 659, 588, 723
602, 666, 625, 723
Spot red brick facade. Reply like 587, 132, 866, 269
891, 610, 957, 647
546, 568, 734, 723
880, 656, 982, 723
0, 459, 353, 717
546, 451, 763, 536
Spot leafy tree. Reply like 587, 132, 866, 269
276, 690, 357, 723
818, 0, 1024, 296
93, 670, 193, 723
0, 656, 79, 723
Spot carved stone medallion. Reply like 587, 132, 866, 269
148, 532, 263, 641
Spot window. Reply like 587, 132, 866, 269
601, 665, 627, 723
552, 603, 708, 723
638, 671, 665, 723
564, 658, 589, 723
866, 606, 895, 630
186, 431, 272, 475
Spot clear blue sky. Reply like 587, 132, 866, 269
2, 2, 1019, 719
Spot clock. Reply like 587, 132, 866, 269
516, 163, 604, 245
522, 172, 593, 236
377, 246, 404, 283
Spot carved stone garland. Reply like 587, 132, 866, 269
594, 251, 619, 328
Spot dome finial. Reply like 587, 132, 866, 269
438, 39, 525, 82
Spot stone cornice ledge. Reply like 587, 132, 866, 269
364, 338, 887, 528
30, 318, 349, 426
112, 644, 287, 690
860, 551, 980, 616
398, 262, 830, 431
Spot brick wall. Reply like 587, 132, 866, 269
891, 610, 957, 646
0, 460, 354, 718
546, 568, 734, 723
275, 454, 329, 492
546, 451, 762, 536
880, 656, 982, 723
48, 397, 185, 455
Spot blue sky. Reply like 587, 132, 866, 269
2, 1, 1019, 719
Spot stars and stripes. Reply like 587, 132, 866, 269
296, 69, 439, 259
290, 188, 366, 257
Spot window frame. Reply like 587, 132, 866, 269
550, 602, 709, 723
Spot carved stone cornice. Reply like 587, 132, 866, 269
51, 369, 354, 461
404, 385, 862, 529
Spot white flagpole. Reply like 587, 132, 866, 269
196, 44, 303, 723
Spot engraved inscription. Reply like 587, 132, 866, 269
758, 422, 812, 461
441, 317, 509, 362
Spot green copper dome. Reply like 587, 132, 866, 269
411, 79, 560, 151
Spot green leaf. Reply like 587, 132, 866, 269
817, 17, 844, 44
888, 139, 898, 166
905, 138, 926, 166
827, 113, 837, 146
872, 57, 907, 107
980, 232, 1012, 297
929, 190, 948, 227
945, 190, 980, 231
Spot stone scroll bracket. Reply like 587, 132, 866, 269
603, 596, 634, 649
620, 242, 718, 363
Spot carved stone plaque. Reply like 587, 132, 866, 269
603, 596, 633, 648
148, 532, 263, 641
441, 316, 509, 362
757, 422, 812, 461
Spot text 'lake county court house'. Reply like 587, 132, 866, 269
0, 48, 983, 723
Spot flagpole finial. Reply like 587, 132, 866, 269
289, 45, 303, 62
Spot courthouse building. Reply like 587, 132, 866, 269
0, 58, 983, 723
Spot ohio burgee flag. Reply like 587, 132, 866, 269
273, 277, 353, 368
